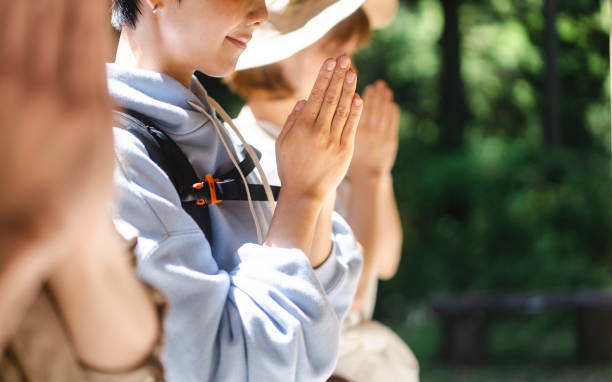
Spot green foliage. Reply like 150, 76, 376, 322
357, 0, 611, 148
356, 0, 443, 140
377, 138, 612, 313
488, 312, 575, 358
352, 1, 612, 317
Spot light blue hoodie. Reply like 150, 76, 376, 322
108, 64, 363, 382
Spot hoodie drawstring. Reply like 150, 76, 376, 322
187, 98, 275, 245
206, 96, 277, 214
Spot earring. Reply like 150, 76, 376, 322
152, 4, 159, 13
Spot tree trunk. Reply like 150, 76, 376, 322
438, 0, 470, 149
543, 0, 562, 146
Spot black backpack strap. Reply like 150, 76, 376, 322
217, 145, 261, 181
185, 178, 281, 205
114, 110, 214, 241
114, 109, 282, 241
193, 146, 281, 204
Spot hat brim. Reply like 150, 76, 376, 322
363, 0, 398, 28
236, 0, 366, 71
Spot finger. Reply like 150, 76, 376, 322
381, 86, 396, 130
61, 0, 108, 102
362, 85, 375, 103
378, 99, 392, 135
330, 68, 357, 143
384, 82, 395, 103
295, 58, 337, 127
311, 54, 353, 135
26, 0, 65, 85
385, 87, 394, 103
377, 82, 395, 132
0, 1, 27, 131
360, 84, 376, 129
85, 0, 112, 93
378, 80, 392, 97
388, 103, 401, 138
372, 80, 385, 113
340, 94, 364, 149
278, 100, 306, 142
363, 82, 383, 130
0, 1, 27, 76
370, 81, 387, 128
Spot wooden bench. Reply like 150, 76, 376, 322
430, 290, 612, 363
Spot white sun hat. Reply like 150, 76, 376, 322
236, 0, 398, 71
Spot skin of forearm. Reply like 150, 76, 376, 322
346, 173, 403, 311
376, 176, 404, 279
265, 189, 325, 266
309, 193, 336, 268
49, 220, 159, 372
0, 248, 49, 352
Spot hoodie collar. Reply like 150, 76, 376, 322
236, 106, 282, 140
107, 63, 214, 136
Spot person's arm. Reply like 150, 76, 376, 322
308, 193, 336, 267
48, 217, 160, 372
48, 0, 160, 372
310, 193, 364, 322
0, 246, 51, 351
112, 131, 358, 382
345, 81, 403, 310
0, 0, 146, 357
0, 0, 161, 369
268, 58, 361, 265
346, 174, 402, 280
110, 56, 363, 381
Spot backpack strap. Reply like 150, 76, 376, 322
113, 110, 282, 242
114, 110, 214, 241
192, 149, 281, 203
195, 143, 281, 203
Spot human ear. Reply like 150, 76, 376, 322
143, 0, 165, 13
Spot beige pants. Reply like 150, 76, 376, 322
334, 321, 419, 382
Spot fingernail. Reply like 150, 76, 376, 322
326, 59, 336, 71
353, 96, 363, 107
295, 101, 304, 111
339, 55, 350, 69
345, 71, 356, 84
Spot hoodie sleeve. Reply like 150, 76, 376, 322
312, 213, 363, 322
112, 128, 360, 382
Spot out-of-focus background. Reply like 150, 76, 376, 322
203, 0, 612, 379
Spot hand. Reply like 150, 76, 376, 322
0, 0, 115, 266
276, 54, 363, 203
349, 80, 400, 178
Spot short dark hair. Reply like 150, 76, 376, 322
111, 0, 142, 30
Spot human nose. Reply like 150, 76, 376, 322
247, 0, 268, 27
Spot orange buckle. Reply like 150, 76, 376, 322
192, 174, 222, 206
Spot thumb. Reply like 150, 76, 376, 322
278, 100, 306, 142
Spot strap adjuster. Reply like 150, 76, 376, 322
192, 174, 222, 206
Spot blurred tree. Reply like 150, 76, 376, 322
367, 0, 611, 321
543, 0, 561, 145
553, 0, 607, 148
439, 0, 470, 149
